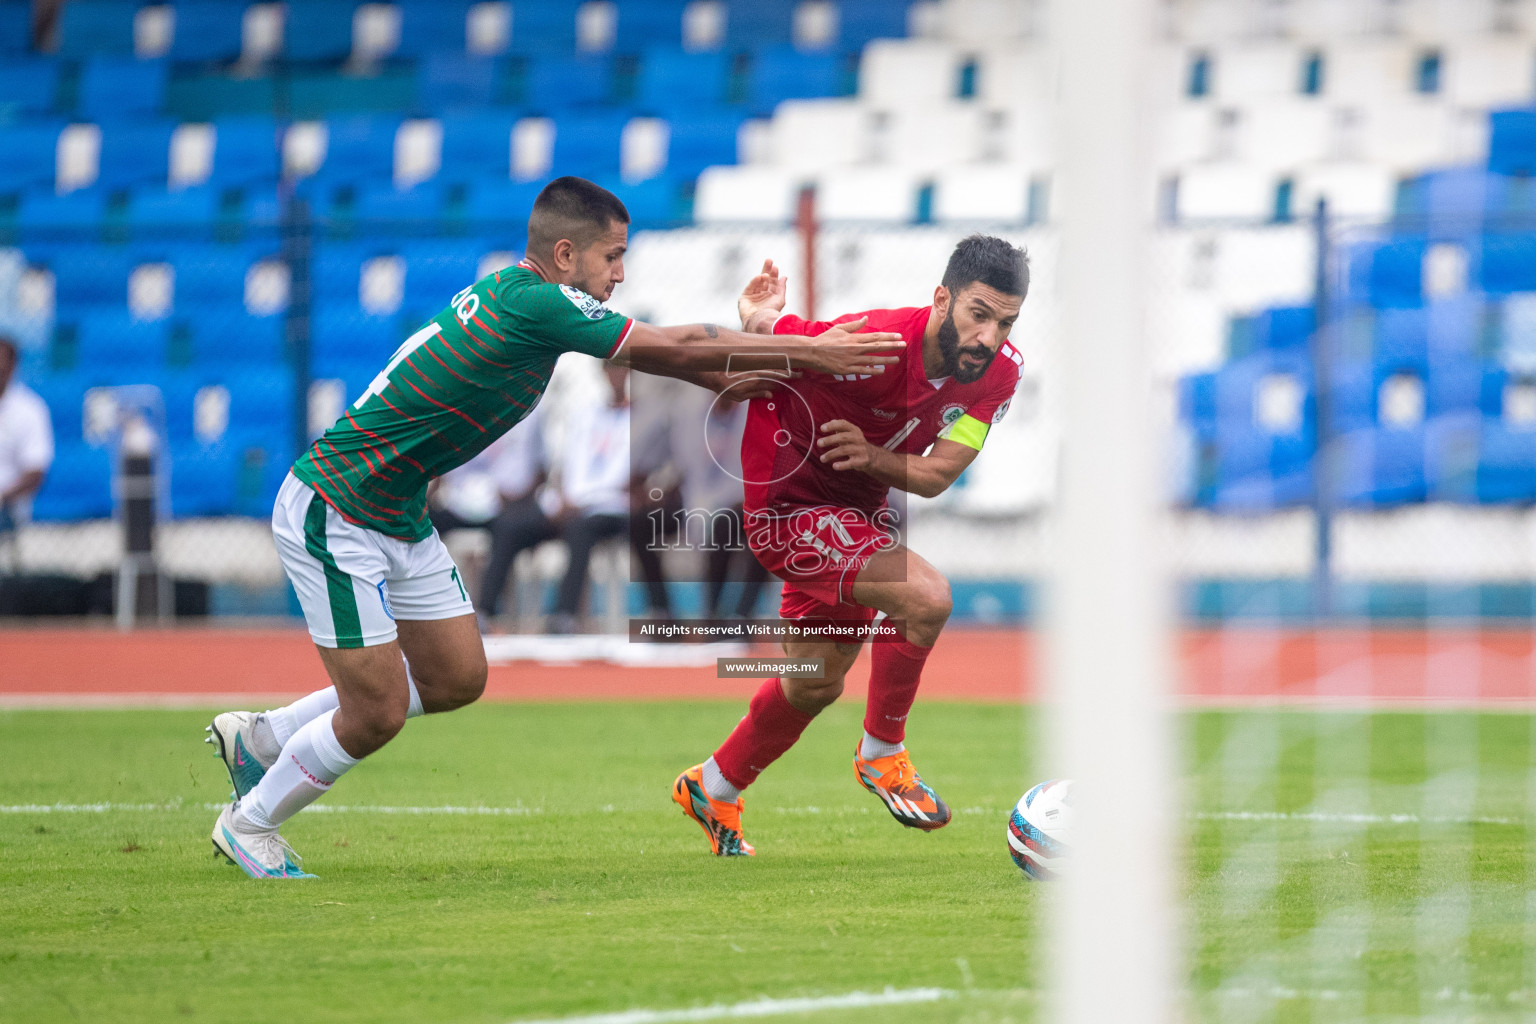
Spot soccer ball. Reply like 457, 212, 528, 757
1007, 779, 1074, 881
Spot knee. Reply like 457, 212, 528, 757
784, 674, 845, 714
908, 575, 952, 631
357, 704, 408, 750
437, 661, 489, 711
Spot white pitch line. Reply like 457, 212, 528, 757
507, 988, 952, 1024
1196, 810, 1526, 827
1, 804, 1529, 827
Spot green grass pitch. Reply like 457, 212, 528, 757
1, 702, 1532, 1023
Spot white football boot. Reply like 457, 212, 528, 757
211, 803, 317, 880
205, 711, 277, 800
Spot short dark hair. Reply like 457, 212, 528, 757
0, 336, 16, 362
527, 176, 630, 258
941, 234, 1030, 300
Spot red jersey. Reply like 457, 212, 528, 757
740, 306, 1023, 514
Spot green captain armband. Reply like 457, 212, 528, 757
940, 412, 990, 451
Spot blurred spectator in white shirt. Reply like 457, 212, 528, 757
548, 362, 633, 632
0, 336, 53, 552
430, 400, 555, 626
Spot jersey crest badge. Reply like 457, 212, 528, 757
991, 397, 1012, 424
559, 284, 608, 320
939, 403, 966, 426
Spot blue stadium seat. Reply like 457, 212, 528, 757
1424, 357, 1484, 418
725, 0, 793, 47
16, 189, 107, 239
1179, 371, 1217, 433
351, 180, 449, 225
126, 186, 221, 241
396, 1, 472, 58
399, 240, 483, 311
312, 307, 403, 363
227, 369, 296, 437
25, 372, 89, 443
78, 58, 168, 122
507, 0, 580, 53
285, 0, 359, 62
168, 1, 247, 63
839, 0, 916, 49
1195, 424, 1315, 510
598, 175, 676, 223
0, 122, 61, 193
614, 0, 687, 49
1475, 233, 1536, 294
1345, 236, 1426, 309
0, 58, 61, 116
169, 438, 240, 516
164, 73, 280, 121
460, 178, 543, 226
745, 47, 844, 110
1212, 350, 1314, 430
1397, 167, 1513, 225
1488, 109, 1536, 177
76, 313, 173, 371
523, 55, 616, 111
210, 116, 282, 188
311, 246, 369, 304
31, 442, 114, 521
1228, 304, 1315, 357
186, 311, 286, 369
636, 48, 732, 111
57, 1, 137, 58
0, 1, 29, 55
97, 120, 177, 190
310, 355, 382, 401
39, 246, 134, 307
1336, 424, 1428, 506
1476, 419, 1536, 502
231, 427, 297, 517
551, 112, 629, 177
169, 245, 255, 307
664, 111, 744, 179
439, 111, 518, 182
416, 52, 502, 110
307, 115, 402, 189
1424, 412, 1482, 501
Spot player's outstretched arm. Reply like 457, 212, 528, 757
616, 317, 902, 378
816, 421, 981, 499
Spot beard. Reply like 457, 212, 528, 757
936, 310, 996, 384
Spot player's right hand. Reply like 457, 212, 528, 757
802, 317, 905, 377
738, 258, 788, 328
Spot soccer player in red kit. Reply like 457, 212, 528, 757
672, 235, 1028, 855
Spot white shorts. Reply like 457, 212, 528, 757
272, 473, 474, 649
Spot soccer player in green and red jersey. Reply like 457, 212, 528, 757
203, 177, 904, 878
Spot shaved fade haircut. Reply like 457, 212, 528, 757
527, 176, 630, 258
941, 234, 1030, 299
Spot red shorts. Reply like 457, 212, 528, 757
744, 505, 897, 622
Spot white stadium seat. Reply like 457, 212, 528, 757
394, 118, 442, 189
975, 43, 1057, 109
1353, 100, 1462, 172
1238, 100, 1339, 169
1292, 162, 1398, 220
933, 164, 1031, 222
858, 39, 962, 108
1323, 41, 1417, 104
1284, 0, 1396, 41
814, 167, 921, 222
1211, 43, 1306, 104
1153, 105, 1221, 169
874, 102, 989, 172
1175, 163, 1277, 221
993, 104, 1056, 169
1442, 39, 1536, 109
693, 165, 803, 223
1400, 0, 1503, 39
765, 99, 874, 172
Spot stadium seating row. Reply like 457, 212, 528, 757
0, 47, 856, 122
49, 0, 916, 63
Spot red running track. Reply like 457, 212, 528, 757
2, 626, 1535, 706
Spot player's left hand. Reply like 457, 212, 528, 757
816, 419, 873, 471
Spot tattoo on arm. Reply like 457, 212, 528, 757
703, 324, 719, 339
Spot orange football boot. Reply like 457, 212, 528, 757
672, 764, 755, 856
853, 746, 952, 830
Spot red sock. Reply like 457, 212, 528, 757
712, 678, 815, 791
863, 637, 933, 745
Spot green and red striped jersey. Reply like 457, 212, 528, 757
291, 263, 632, 541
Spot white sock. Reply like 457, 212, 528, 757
701, 757, 740, 802
239, 709, 359, 829
265, 661, 424, 748
859, 732, 905, 760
